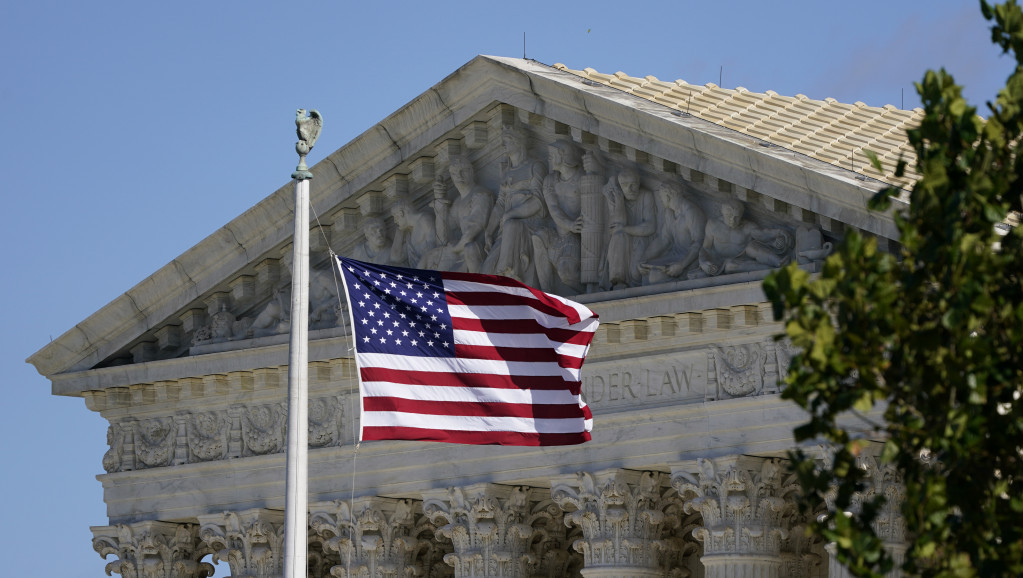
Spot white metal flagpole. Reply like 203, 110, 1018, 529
284, 109, 322, 578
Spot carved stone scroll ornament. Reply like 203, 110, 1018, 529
241, 403, 286, 456
134, 417, 175, 469
187, 411, 229, 462
671, 457, 799, 577
103, 423, 127, 473
710, 343, 766, 398
309, 497, 421, 578
551, 469, 683, 577
198, 509, 285, 578
93, 522, 213, 578
308, 395, 344, 448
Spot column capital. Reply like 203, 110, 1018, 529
198, 508, 285, 578
309, 497, 422, 578
422, 483, 558, 577
551, 469, 683, 577
92, 521, 213, 578
671, 456, 798, 566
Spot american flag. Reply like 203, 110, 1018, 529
336, 256, 598, 446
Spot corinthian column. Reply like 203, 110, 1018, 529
551, 469, 684, 577
198, 508, 285, 578
422, 483, 556, 578
309, 497, 421, 578
824, 451, 907, 578
671, 456, 798, 578
92, 521, 213, 578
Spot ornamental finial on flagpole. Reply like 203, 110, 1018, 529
292, 109, 323, 180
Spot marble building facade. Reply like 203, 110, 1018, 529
28, 56, 915, 577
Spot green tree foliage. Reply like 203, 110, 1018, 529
762, 2, 1023, 575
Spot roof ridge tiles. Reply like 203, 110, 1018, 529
552, 62, 924, 187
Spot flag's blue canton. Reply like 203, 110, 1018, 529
340, 259, 456, 358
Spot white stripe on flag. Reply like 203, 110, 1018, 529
362, 411, 588, 434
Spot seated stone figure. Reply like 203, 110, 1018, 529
389, 198, 438, 268
696, 198, 794, 277
605, 169, 656, 289
482, 125, 547, 285
532, 140, 587, 295
638, 180, 706, 284
424, 155, 495, 273
350, 216, 393, 265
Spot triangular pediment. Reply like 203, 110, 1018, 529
29, 55, 904, 391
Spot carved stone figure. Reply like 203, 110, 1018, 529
425, 155, 495, 273
795, 224, 833, 263
350, 216, 393, 265
604, 168, 656, 289
532, 140, 588, 294
696, 198, 794, 277
389, 198, 438, 268
482, 125, 548, 285
188, 411, 228, 462
135, 417, 175, 468
711, 343, 767, 398
638, 180, 707, 284
247, 288, 289, 338
241, 404, 285, 456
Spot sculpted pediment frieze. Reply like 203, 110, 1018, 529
92, 103, 845, 369
33, 56, 898, 380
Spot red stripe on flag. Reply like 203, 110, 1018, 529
363, 397, 587, 419
453, 343, 584, 369
362, 426, 591, 446
451, 317, 595, 345
442, 273, 584, 324
360, 366, 581, 394
445, 290, 577, 323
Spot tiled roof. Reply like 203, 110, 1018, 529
553, 63, 924, 189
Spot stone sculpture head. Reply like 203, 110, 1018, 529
448, 155, 475, 192
721, 198, 745, 229
362, 216, 387, 249
618, 169, 641, 201
547, 140, 581, 174
500, 125, 528, 162
656, 180, 685, 212
390, 200, 417, 230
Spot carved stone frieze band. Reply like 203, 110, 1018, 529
96, 104, 839, 370
101, 394, 347, 473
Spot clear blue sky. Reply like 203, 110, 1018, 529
1, 1, 1010, 575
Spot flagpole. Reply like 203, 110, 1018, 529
284, 109, 321, 578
